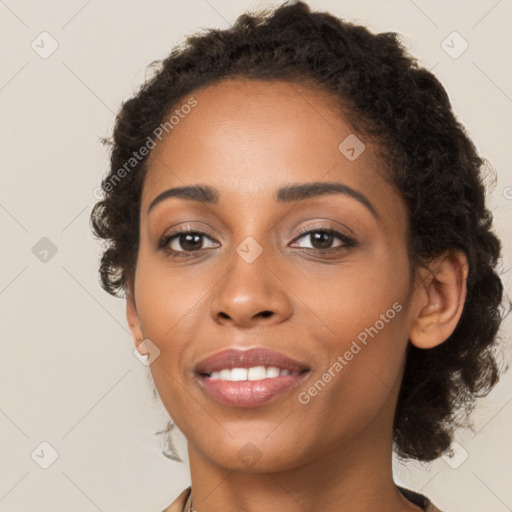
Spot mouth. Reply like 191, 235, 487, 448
194, 347, 311, 408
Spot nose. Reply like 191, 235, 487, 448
209, 247, 293, 329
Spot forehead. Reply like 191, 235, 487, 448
141, 78, 396, 215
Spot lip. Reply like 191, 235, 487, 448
194, 347, 311, 408
195, 347, 311, 375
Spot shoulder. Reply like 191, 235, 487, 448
161, 485, 446, 512
160, 486, 191, 512
397, 485, 445, 512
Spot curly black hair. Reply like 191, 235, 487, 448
90, 1, 506, 462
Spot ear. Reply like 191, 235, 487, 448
125, 278, 146, 356
409, 250, 469, 349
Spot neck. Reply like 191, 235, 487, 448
185, 392, 422, 512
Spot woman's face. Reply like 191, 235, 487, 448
127, 78, 421, 471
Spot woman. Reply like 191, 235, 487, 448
90, 2, 504, 511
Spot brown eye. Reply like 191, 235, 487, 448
308, 231, 336, 250
290, 228, 356, 253
174, 232, 205, 252
159, 228, 219, 258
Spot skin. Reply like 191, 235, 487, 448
126, 78, 468, 512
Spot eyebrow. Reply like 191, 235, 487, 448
147, 181, 379, 219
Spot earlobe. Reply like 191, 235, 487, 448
409, 250, 468, 349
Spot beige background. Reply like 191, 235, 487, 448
1, 0, 511, 511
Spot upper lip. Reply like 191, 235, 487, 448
195, 347, 311, 375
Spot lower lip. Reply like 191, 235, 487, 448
197, 372, 309, 408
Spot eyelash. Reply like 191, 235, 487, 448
158, 224, 357, 259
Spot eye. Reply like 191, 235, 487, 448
290, 226, 357, 253
158, 224, 357, 260
158, 227, 219, 258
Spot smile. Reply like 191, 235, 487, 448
207, 366, 302, 381
195, 347, 311, 407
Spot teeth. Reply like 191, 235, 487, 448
230, 368, 247, 381
220, 369, 231, 380
266, 366, 280, 378
208, 366, 299, 381
248, 366, 267, 381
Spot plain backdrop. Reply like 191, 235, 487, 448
1, 1, 511, 511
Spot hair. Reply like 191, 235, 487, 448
90, 0, 507, 462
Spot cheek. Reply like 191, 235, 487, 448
295, 244, 411, 403
134, 241, 208, 335
134, 261, 203, 424
291, 241, 410, 341
132, 251, 209, 393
